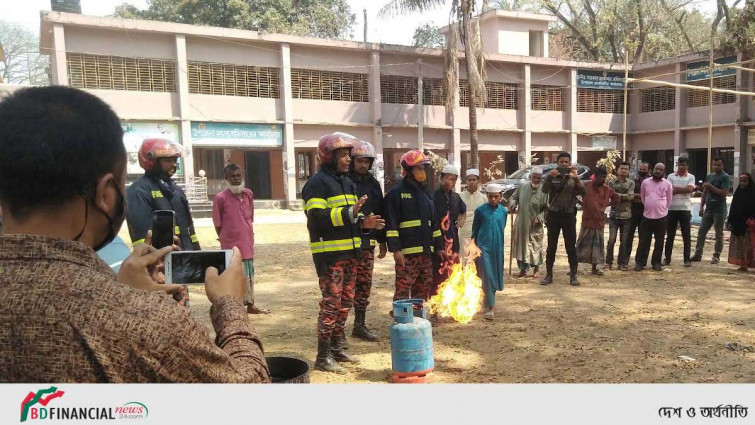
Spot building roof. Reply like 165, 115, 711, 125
39, 11, 625, 71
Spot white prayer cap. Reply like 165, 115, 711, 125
441, 164, 459, 175
485, 183, 503, 193
466, 168, 480, 177
531, 166, 544, 175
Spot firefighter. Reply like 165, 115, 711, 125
347, 139, 385, 342
385, 149, 445, 306
302, 133, 384, 374
126, 138, 200, 251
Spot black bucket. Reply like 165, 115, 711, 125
266, 356, 311, 384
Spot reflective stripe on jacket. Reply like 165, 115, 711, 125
384, 178, 443, 256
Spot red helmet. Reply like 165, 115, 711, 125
318, 132, 355, 166
400, 149, 430, 169
138, 138, 183, 171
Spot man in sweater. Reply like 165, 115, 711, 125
604, 162, 635, 271
635, 163, 674, 272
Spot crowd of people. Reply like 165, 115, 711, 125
0, 86, 752, 382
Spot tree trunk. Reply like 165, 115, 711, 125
462, 1, 479, 169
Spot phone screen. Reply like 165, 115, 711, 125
170, 251, 227, 284
151, 211, 174, 249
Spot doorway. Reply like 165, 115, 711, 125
245, 151, 272, 199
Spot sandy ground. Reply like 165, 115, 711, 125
124, 210, 755, 383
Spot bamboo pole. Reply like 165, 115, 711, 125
622, 54, 629, 160
625, 78, 755, 97
707, 41, 714, 176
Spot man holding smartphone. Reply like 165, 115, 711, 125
0, 86, 269, 383
540, 152, 586, 286
126, 139, 200, 251
302, 133, 385, 374
213, 163, 270, 315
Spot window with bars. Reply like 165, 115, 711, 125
291, 68, 369, 102
460, 80, 518, 109
577, 88, 629, 113
422, 78, 447, 106
687, 75, 736, 107
187, 61, 280, 98
380, 74, 418, 104
67, 53, 176, 92
531, 85, 566, 111
639, 86, 676, 112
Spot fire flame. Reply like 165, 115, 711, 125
427, 239, 484, 324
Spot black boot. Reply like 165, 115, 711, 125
314, 339, 345, 374
569, 270, 580, 286
331, 335, 360, 363
540, 266, 554, 285
352, 309, 379, 341
337, 333, 348, 351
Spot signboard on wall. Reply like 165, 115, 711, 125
122, 122, 181, 176
577, 70, 627, 90
591, 135, 617, 150
191, 122, 283, 148
686, 56, 736, 82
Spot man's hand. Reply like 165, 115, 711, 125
510, 206, 518, 214
570, 166, 578, 177
362, 214, 385, 230
699, 206, 705, 217
437, 250, 448, 261
118, 243, 184, 296
353, 195, 368, 217
378, 242, 388, 259
204, 247, 245, 304
143, 230, 181, 284
702, 182, 712, 190
549, 169, 559, 178
393, 251, 406, 267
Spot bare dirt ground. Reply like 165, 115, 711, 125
143, 211, 755, 383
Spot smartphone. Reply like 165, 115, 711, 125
164, 250, 233, 284
151, 210, 175, 249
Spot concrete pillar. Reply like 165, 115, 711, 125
521, 64, 532, 169
51, 24, 68, 86
568, 68, 578, 163
369, 51, 385, 191
280, 43, 297, 208
174, 35, 194, 184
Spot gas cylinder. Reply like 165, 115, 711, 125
390, 299, 434, 383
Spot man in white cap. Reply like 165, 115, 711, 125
508, 166, 549, 278
431, 164, 467, 303
468, 183, 508, 320
459, 168, 487, 261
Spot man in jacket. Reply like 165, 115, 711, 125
385, 149, 445, 305
126, 139, 199, 251
302, 133, 384, 374
347, 139, 385, 342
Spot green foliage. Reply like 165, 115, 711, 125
412, 23, 445, 48
112, 0, 356, 39
720, 0, 755, 58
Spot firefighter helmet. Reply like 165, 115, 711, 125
400, 149, 430, 170
138, 138, 183, 171
318, 132, 355, 166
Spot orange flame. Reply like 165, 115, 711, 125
427, 239, 484, 324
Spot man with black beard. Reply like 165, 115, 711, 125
213, 163, 270, 315
634, 163, 673, 271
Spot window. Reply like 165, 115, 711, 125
640, 86, 676, 112
67, 53, 176, 92
187, 61, 280, 98
529, 31, 544, 57
577, 88, 629, 113
531, 85, 566, 111
422, 78, 447, 106
461, 80, 518, 109
381, 74, 418, 104
687, 75, 736, 107
291, 68, 369, 102
297, 152, 313, 179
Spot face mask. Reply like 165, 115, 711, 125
413, 169, 427, 183
75, 181, 127, 252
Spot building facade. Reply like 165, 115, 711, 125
29, 10, 755, 207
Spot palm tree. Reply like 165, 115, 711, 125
380, 0, 487, 169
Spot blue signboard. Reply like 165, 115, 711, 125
577, 70, 628, 90
686, 56, 737, 82
191, 122, 283, 148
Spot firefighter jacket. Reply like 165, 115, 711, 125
348, 171, 386, 251
126, 172, 200, 251
302, 167, 363, 269
385, 178, 443, 257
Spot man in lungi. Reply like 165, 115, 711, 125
576, 167, 619, 276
